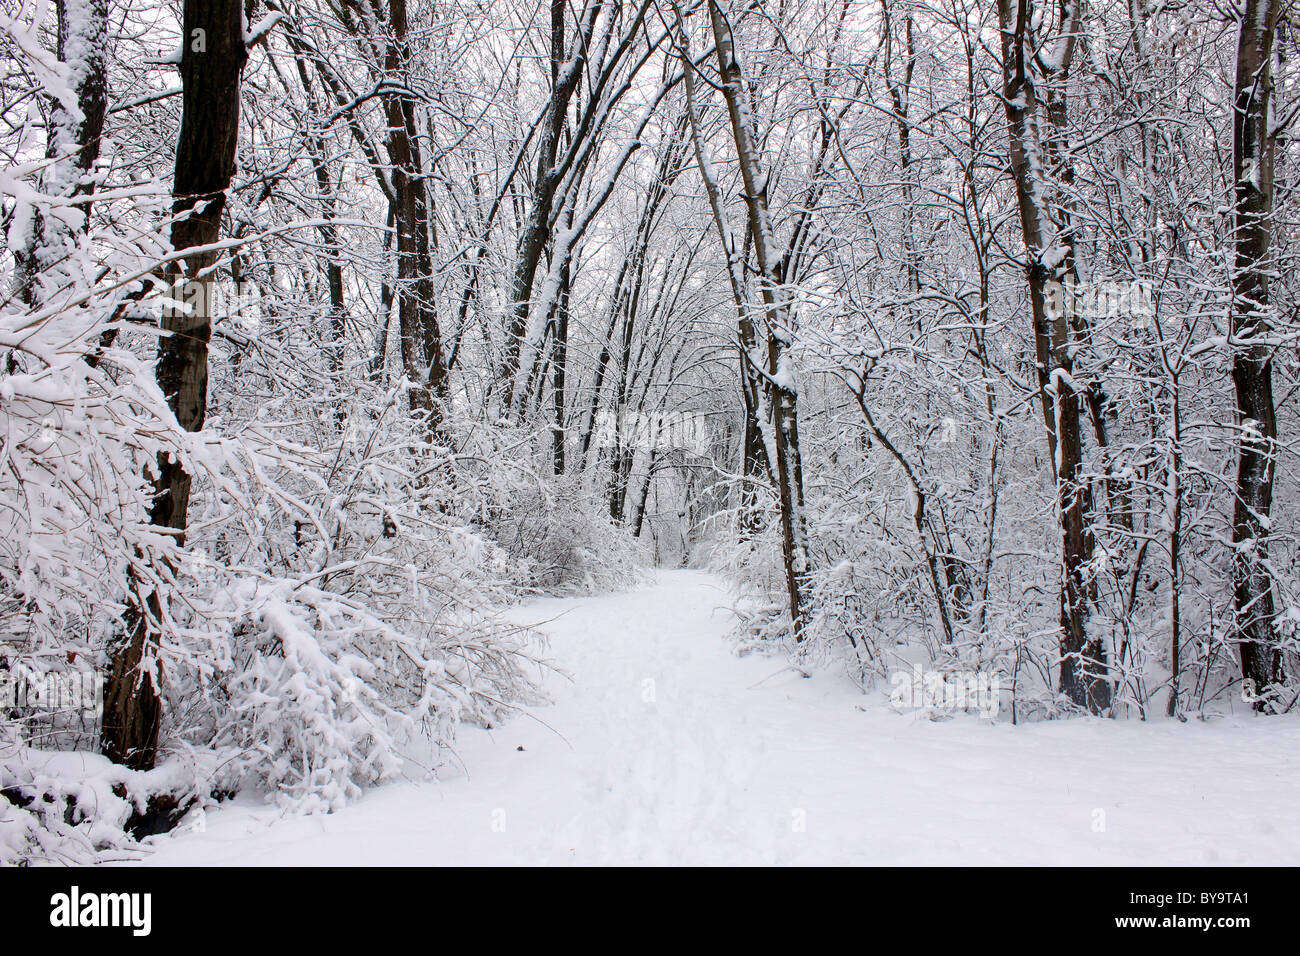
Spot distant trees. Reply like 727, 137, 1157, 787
703, 0, 1297, 715
69, 0, 1300, 749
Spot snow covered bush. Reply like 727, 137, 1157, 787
438, 417, 649, 595
697, 505, 791, 648
485, 471, 650, 595
0, 4, 551, 859
160, 396, 551, 812
0, 741, 221, 864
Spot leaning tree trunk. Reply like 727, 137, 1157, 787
675, 13, 773, 539
705, 0, 811, 640
101, 0, 247, 770
498, 0, 591, 411
1231, 0, 1285, 708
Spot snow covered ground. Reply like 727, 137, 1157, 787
129, 570, 1300, 866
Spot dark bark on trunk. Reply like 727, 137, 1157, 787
54, 0, 108, 214
735, 225, 774, 538
881, 1, 920, 319
997, 0, 1110, 712
578, 260, 630, 470
1232, 0, 1285, 707
738, 398, 769, 537
608, 307, 637, 522
290, 56, 347, 387
102, 0, 247, 770
706, 0, 811, 640
551, 243, 572, 475
382, 0, 447, 435
630, 448, 659, 537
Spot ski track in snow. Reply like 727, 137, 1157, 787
129, 570, 1300, 866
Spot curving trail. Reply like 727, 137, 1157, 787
134, 570, 1300, 866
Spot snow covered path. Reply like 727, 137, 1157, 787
135, 570, 1300, 866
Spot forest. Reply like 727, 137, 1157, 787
2, 0, 1298, 866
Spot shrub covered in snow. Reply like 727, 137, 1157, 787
0, 6, 612, 862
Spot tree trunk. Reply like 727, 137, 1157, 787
101, 0, 248, 770
1231, 0, 1285, 707
997, 0, 1110, 712
705, 0, 811, 640
551, 234, 572, 474
291, 55, 348, 388
10, 0, 108, 306
675, 14, 773, 538
382, 0, 447, 434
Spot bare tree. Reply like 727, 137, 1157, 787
101, 0, 249, 770
676, 0, 813, 639
1231, 0, 1286, 708
996, 0, 1110, 712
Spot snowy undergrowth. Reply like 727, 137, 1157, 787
0, 743, 221, 864
698, 491, 1299, 721
445, 422, 651, 597
0, 8, 641, 857
0, 378, 648, 861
